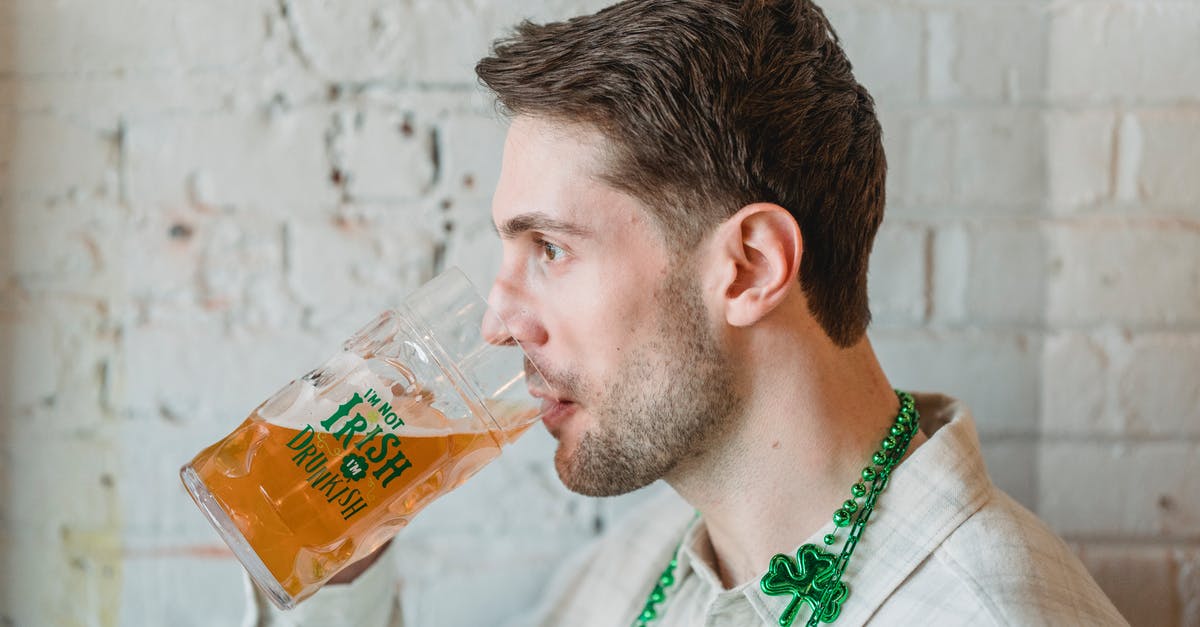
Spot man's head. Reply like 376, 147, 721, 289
477, 0, 886, 495
478, 0, 886, 347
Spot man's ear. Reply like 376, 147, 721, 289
711, 203, 802, 327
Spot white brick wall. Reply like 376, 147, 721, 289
0, 1, 1196, 626
1048, 2, 1200, 104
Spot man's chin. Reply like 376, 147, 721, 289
551, 434, 586, 489
552, 446, 596, 496
551, 435, 660, 498
554, 463, 634, 497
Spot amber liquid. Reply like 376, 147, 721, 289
189, 410, 533, 602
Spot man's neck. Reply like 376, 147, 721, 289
665, 325, 926, 588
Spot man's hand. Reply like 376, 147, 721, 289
327, 539, 393, 586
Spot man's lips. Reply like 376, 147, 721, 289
539, 398, 577, 437
526, 377, 574, 404
524, 364, 576, 436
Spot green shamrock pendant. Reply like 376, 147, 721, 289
760, 544, 849, 626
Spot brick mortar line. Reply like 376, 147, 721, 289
876, 101, 1200, 113
869, 324, 1200, 334
1065, 536, 1200, 548
979, 434, 1200, 445
881, 215, 1200, 228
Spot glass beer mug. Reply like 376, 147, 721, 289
180, 268, 543, 609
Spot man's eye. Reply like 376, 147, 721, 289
537, 239, 565, 261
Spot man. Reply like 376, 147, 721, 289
248, 1, 1127, 625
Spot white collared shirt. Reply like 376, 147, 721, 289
250, 392, 1127, 626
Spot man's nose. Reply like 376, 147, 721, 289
482, 277, 546, 347
481, 287, 515, 347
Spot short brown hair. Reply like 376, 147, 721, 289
476, 0, 886, 347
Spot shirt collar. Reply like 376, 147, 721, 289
673, 392, 994, 625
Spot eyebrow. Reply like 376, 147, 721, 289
495, 212, 594, 240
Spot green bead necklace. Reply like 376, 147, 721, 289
632, 390, 919, 627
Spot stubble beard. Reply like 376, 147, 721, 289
553, 269, 741, 497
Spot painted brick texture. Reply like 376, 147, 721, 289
0, 1, 1195, 626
